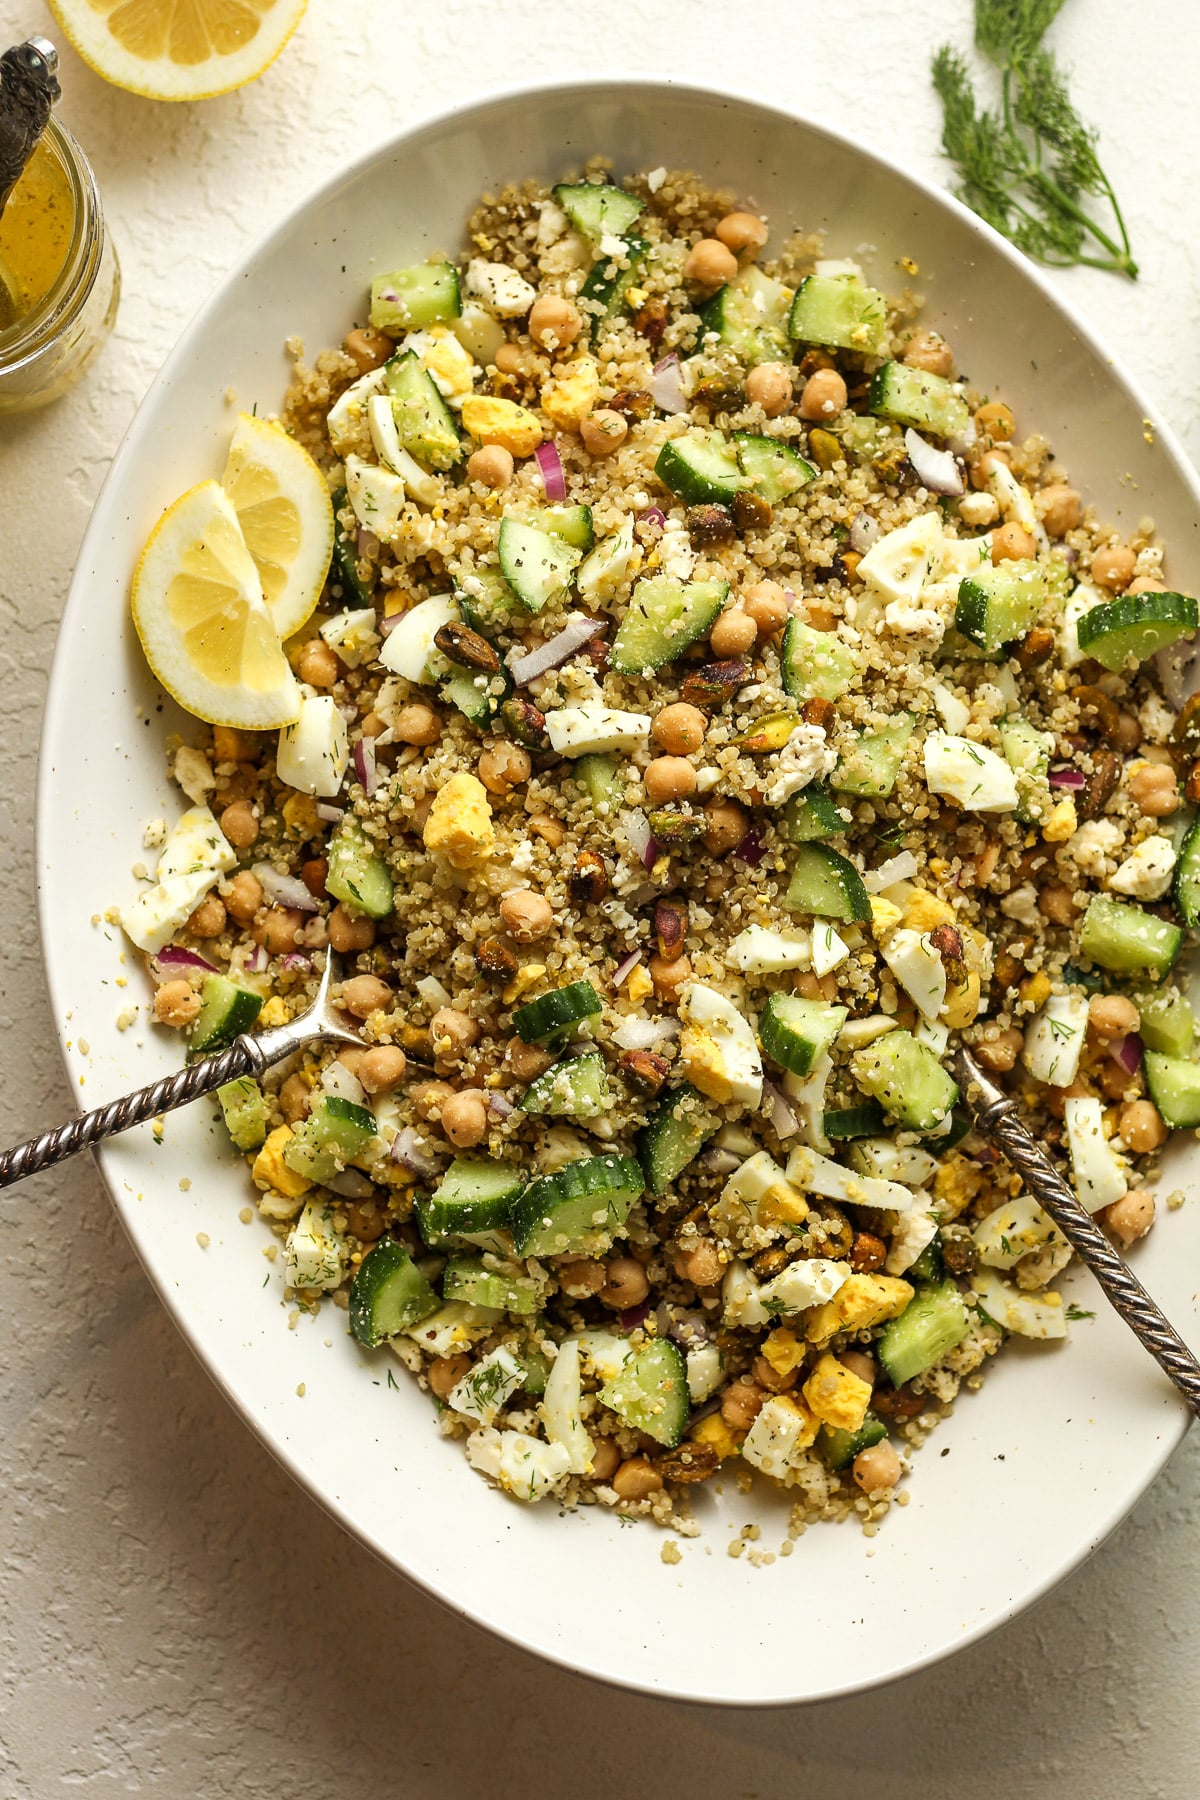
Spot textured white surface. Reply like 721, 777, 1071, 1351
1, 0, 1198, 1790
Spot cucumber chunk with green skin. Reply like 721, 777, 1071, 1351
956, 560, 1046, 654
284, 1096, 378, 1185
190, 974, 263, 1057
350, 1240, 439, 1347
1075, 591, 1199, 671
383, 352, 462, 470
511, 980, 603, 1045
909, 1237, 944, 1284
1143, 1051, 1200, 1129
732, 431, 817, 503
999, 714, 1053, 824
1078, 894, 1182, 981
579, 236, 649, 341
599, 1338, 689, 1448
440, 664, 511, 728
519, 1050, 612, 1119
419, 1157, 524, 1241
654, 431, 753, 506
877, 1280, 971, 1386
934, 1107, 973, 1151
442, 1255, 541, 1315
868, 362, 970, 438
702, 267, 792, 367
639, 1084, 722, 1194
330, 487, 373, 608
1172, 817, 1200, 927
369, 263, 461, 333
788, 273, 888, 355
823, 1101, 887, 1140
780, 618, 857, 703
1137, 988, 1195, 1058
326, 820, 394, 920
609, 575, 728, 675
817, 1412, 888, 1471
552, 181, 645, 243
573, 753, 623, 813
784, 843, 872, 923
453, 568, 519, 633
527, 504, 594, 551
759, 994, 848, 1077
831, 715, 915, 798
509, 1154, 644, 1257
218, 1076, 268, 1151
782, 786, 846, 844
850, 1030, 958, 1133
498, 517, 582, 613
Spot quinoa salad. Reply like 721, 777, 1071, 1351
119, 162, 1200, 1533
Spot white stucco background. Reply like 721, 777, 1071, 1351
1, 0, 1198, 1791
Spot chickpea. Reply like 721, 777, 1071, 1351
746, 362, 793, 417
652, 702, 706, 756
343, 326, 393, 374
187, 893, 226, 938
441, 1089, 489, 1148
903, 330, 954, 378
296, 638, 340, 689
278, 1072, 311, 1124
528, 292, 583, 349
1038, 884, 1080, 926
839, 1350, 876, 1386
528, 812, 565, 848
752, 1354, 797, 1394
555, 1256, 607, 1298
709, 606, 757, 657
589, 1438, 622, 1483
506, 1037, 554, 1082
219, 799, 259, 850
298, 858, 327, 901
683, 237, 738, 289
1105, 1187, 1156, 1247
253, 906, 305, 954
478, 741, 531, 796
649, 951, 692, 1000
466, 444, 514, 489
493, 341, 524, 375
1115, 712, 1142, 753
703, 799, 748, 856
1099, 1057, 1141, 1102
974, 1027, 1025, 1073
643, 756, 696, 805
223, 869, 263, 925
1119, 1099, 1168, 1154
153, 979, 201, 1027
1127, 575, 1166, 597
212, 725, 261, 766
428, 1353, 472, 1402
715, 210, 769, 255
742, 579, 789, 636
327, 903, 375, 953
853, 1441, 903, 1494
673, 1239, 723, 1288
969, 446, 1011, 490
340, 975, 391, 1021
411, 1079, 456, 1122
1091, 543, 1137, 592
612, 1457, 664, 1501
392, 702, 440, 749
1035, 483, 1081, 537
975, 400, 1015, 442
798, 367, 847, 422
720, 1378, 765, 1433
580, 408, 629, 456
500, 887, 554, 942
1089, 993, 1141, 1039
1129, 763, 1179, 818
430, 1007, 480, 1064
599, 1255, 650, 1309
991, 521, 1037, 564
336, 1046, 367, 1081
805, 599, 837, 631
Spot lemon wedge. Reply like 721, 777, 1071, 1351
131, 480, 302, 728
46, 0, 308, 103
221, 413, 334, 639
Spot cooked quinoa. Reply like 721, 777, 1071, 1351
123, 162, 1200, 1532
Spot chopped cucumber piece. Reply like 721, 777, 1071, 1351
1078, 894, 1182, 981
701, 266, 792, 366
519, 1051, 612, 1119
330, 486, 372, 608
780, 618, 856, 703
527, 503, 594, 551
655, 430, 752, 505
598, 1339, 689, 1447
782, 786, 845, 844
956, 559, 1046, 655
850, 1030, 958, 1132
369, 262, 461, 333
441, 664, 510, 728
350, 1240, 438, 1346
383, 351, 462, 470
1144, 1051, 1200, 1129
1075, 591, 1199, 671
759, 994, 848, 1078
576, 517, 636, 602
511, 980, 603, 1045
823, 1101, 887, 1140
1137, 988, 1195, 1058
579, 236, 649, 340
443, 1255, 541, 1315
784, 843, 872, 923
510, 1154, 644, 1257
498, 516, 582, 613
610, 575, 728, 675
877, 1280, 971, 1386
817, 1412, 888, 1471
999, 714, 1053, 824
831, 714, 915, 798
1173, 817, 1200, 927
454, 568, 521, 633
908, 1238, 945, 1284
419, 1157, 524, 1241
732, 431, 817, 502
190, 974, 263, 1056
218, 1076, 268, 1152
869, 362, 969, 438
573, 753, 623, 813
639, 1084, 722, 1194
284, 1095, 378, 1185
326, 819, 394, 919
788, 273, 888, 355
552, 181, 644, 242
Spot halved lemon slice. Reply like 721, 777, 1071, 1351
47, 0, 308, 103
221, 413, 334, 639
131, 480, 302, 728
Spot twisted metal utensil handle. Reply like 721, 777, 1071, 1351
0, 1033, 266, 1189
953, 1047, 1200, 1419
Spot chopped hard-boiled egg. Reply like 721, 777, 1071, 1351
366, 395, 442, 503
884, 1205, 939, 1275
465, 1426, 571, 1501
802, 1353, 872, 1433
722, 1260, 770, 1329
156, 803, 238, 881
539, 1339, 594, 1473
810, 922, 850, 978
397, 325, 478, 408
785, 1143, 918, 1213
678, 981, 763, 1109
1064, 1093, 1128, 1212
1022, 990, 1090, 1087
974, 1193, 1068, 1269
545, 701, 651, 756
378, 592, 459, 684
319, 607, 379, 669
285, 1198, 347, 1290
422, 772, 495, 868
448, 1344, 526, 1426
685, 1343, 724, 1404
973, 1267, 1067, 1339
924, 733, 1019, 812
740, 1395, 819, 1476
120, 803, 237, 952
726, 923, 812, 975
276, 690, 350, 797
857, 510, 944, 603
327, 365, 388, 455
344, 452, 407, 541
404, 1301, 503, 1360
881, 927, 947, 1022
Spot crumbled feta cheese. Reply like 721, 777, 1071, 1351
764, 723, 836, 806
1068, 817, 1124, 879
1109, 835, 1176, 900
173, 746, 215, 805
659, 517, 697, 583
1139, 691, 1174, 745
536, 199, 569, 246
1000, 883, 1040, 927
884, 600, 945, 647
885, 1205, 939, 1275
465, 259, 538, 318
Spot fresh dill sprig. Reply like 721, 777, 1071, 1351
932, 0, 1137, 278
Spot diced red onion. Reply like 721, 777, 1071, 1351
624, 810, 654, 868
280, 951, 312, 974
150, 945, 217, 976
244, 945, 269, 974
487, 1092, 515, 1119
687, 1395, 723, 1426
324, 1167, 377, 1200
636, 506, 666, 534
534, 439, 567, 503
699, 1145, 742, 1176
356, 528, 380, 558
1109, 1032, 1144, 1076
353, 735, 379, 797
253, 863, 320, 912
667, 1313, 708, 1349
762, 1076, 801, 1140
316, 802, 344, 822
390, 1127, 440, 1179
972, 1143, 998, 1167
379, 609, 404, 638
508, 614, 605, 686
864, 849, 919, 893
904, 427, 964, 497
849, 511, 881, 555
321, 1060, 365, 1104
618, 1300, 652, 1332
734, 828, 766, 868
649, 353, 688, 415
1048, 765, 1086, 790
612, 948, 643, 989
